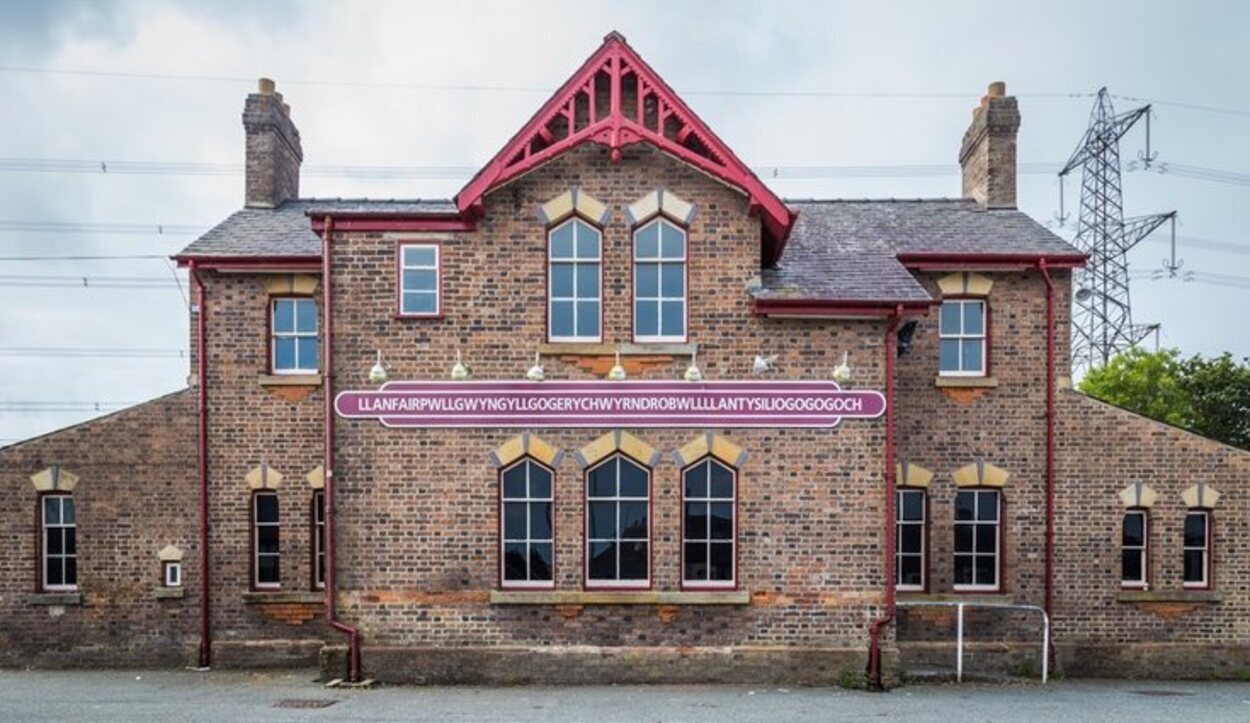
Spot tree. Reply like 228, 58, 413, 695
1078, 348, 1191, 427
1179, 353, 1250, 450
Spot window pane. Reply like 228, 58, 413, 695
1122, 514, 1144, 547
61, 499, 74, 524
709, 543, 733, 581
954, 492, 975, 521
258, 555, 279, 583
660, 224, 685, 259
954, 524, 973, 553
275, 338, 297, 370
709, 503, 733, 540
899, 556, 922, 586
589, 541, 616, 579
403, 292, 437, 314
635, 222, 659, 258
294, 300, 317, 333
588, 502, 616, 539
977, 492, 999, 521
684, 462, 708, 499
588, 461, 616, 497
974, 555, 996, 585
550, 300, 574, 338
661, 301, 684, 337
550, 222, 574, 259
529, 543, 553, 581
1184, 514, 1206, 547
636, 263, 659, 298
296, 338, 319, 371
503, 502, 527, 541
900, 525, 922, 554
502, 466, 527, 498
47, 557, 64, 586
403, 245, 437, 267
575, 301, 599, 338
46, 528, 63, 555
939, 302, 961, 334
660, 264, 683, 297
255, 494, 279, 523
403, 269, 437, 293
685, 502, 707, 540
529, 503, 552, 540
618, 460, 648, 497
1183, 550, 1205, 583
963, 302, 984, 335
63, 557, 77, 585
618, 502, 648, 539
1122, 550, 1143, 582
619, 541, 648, 580
575, 263, 599, 299
503, 543, 527, 580
44, 497, 60, 525
939, 339, 960, 372
975, 524, 997, 553
635, 301, 658, 337
962, 340, 983, 373
64, 528, 75, 555
273, 299, 295, 332
575, 221, 599, 258
551, 264, 574, 297
257, 526, 279, 554
684, 542, 707, 581
954, 555, 973, 585
528, 466, 552, 499
900, 491, 923, 521
709, 463, 734, 499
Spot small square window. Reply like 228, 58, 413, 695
398, 243, 442, 317
164, 561, 182, 587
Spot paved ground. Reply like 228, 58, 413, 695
0, 669, 1248, 722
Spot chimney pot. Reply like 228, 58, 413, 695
258, 77, 275, 95
987, 81, 1006, 97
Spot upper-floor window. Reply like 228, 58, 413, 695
271, 297, 319, 374
939, 300, 986, 376
500, 458, 555, 588
1183, 510, 1211, 589
634, 218, 687, 341
253, 492, 280, 588
896, 489, 926, 591
398, 243, 441, 317
954, 489, 999, 591
41, 494, 77, 591
586, 454, 650, 587
1121, 510, 1148, 588
548, 218, 601, 342
682, 457, 736, 588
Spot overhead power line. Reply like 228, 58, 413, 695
0, 220, 205, 235
0, 274, 181, 289
0, 346, 186, 358
0, 401, 140, 412
0, 253, 168, 261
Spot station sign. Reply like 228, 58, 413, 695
334, 380, 885, 429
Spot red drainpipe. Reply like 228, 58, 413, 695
190, 260, 212, 669
1038, 260, 1056, 663
322, 216, 363, 682
867, 305, 903, 689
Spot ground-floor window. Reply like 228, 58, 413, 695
586, 454, 650, 587
1182, 511, 1210, 589
253, 492, 280, 588
896, 489, 926, 591
312, 491, 326, 589
954, 489, 999, 591
1121, 510, 1148, 587
682, 457, 736, 588
41, 494, 77, 591
501, 458, 555, 587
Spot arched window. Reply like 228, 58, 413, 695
682, 457, 736, 588
500, 458, 555, 588
586, 454, 650, 587
633, 217, 686, 342
41, 494, 77, 591
548, 217, 601, 342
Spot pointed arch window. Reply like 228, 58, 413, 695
633, 218, 687, 342
548, 217, 601, 342
501, 458, 555, 588
682, 457, 736, 588
586, 454, 650, 587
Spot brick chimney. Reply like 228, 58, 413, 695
243, 77, 302, 208
959, 81, 1020, 209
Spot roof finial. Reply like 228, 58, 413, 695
603, 30, 627, 44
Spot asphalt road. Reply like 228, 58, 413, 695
0, 669, 1248, 722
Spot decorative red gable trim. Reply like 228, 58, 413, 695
309, 216, 476, 233
454, 31, 796, 265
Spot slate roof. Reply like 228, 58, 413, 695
756, 199, 1082, 303
175, 199, 456, 258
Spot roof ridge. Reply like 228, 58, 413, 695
784, 197, 971, 204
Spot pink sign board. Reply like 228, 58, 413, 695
334, 380, 885, 429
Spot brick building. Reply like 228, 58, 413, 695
3, 33, 1247, 685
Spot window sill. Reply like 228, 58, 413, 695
935, 376, 998, 389
257, 374, 322, 387
242, 591, 324, 605
26, 592, 82, 606
1116, 589, 1221, 604
538, 342, 697, 357
154, 587, 185, 600
491, 590, 748, 606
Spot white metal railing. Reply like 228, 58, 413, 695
895, 600, 1050, 683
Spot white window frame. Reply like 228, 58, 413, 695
633, 217, 687, 343
585, 454, 651, 588
681, 458, 737, 589
41, 494, 77, 592
500, 458, 556, 590
270, 297, 319, 374
313, 490, 326, 590
1182, 510, 1210, 589
896, 488, 926, 592
547, 217, 602, 343
953, 489, 1000, 592
398, 242, 441, 317
1121, 509, 1148, 588
938, 299, 987, 377
164, 561, 182, 587
253, 491, 281, 589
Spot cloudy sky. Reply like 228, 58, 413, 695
1, 0, 1247, 444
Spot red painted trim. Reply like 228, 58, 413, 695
678, 456, 740, 592
174, 255, 322, 271
754, 298, 933, 318
899, 252, 1087, 270
453, 33, 794, 264
394, 240, 445, 319
190, 261, 211, 668
497, 457, 558, 591
868, 308, 903, 689
582, 453, 654, 592
311, 217, 476, 233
